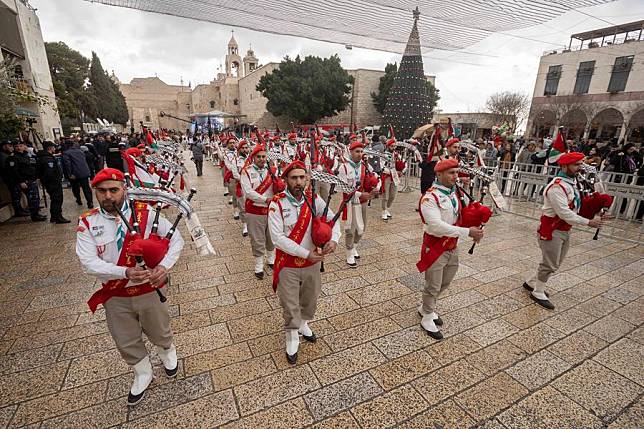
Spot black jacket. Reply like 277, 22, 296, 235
36, 150, 62, 185
7, 151, 38, 183
105, 142, 124, 171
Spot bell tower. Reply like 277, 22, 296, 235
225, 31, 242, 78
243, 45, 259, 76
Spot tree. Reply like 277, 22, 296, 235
87, 52, 128, 124
256, 55, 353, 124
485, 91, 531, 133
372, 62, 439, 116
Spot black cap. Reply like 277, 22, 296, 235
43, 141, 56, 149
1, 140, 13, 146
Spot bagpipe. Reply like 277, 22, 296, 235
458, 140, 507, 211
577, 163, 613, 240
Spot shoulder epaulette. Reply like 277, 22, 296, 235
79, 207, 99, 219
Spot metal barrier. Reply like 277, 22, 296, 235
404, 159, 644, 243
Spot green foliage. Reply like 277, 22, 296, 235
256, 55, 353, 124
372, 62, 440, 116
0, 113, 24, 140
45, 43, 128, 133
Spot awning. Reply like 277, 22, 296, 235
15, 107, 38, 118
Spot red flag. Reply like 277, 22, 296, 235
551, 127, 567, 154
447, 118, 454, 138
146, 130, 155, 145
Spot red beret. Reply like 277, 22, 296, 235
238, 140, 249, 151
91, 168, 125, 187
434, 158, 459, 173
226, 137, 237, 144
126, 147, 142, 157
349, 141, 364, 151
281, 160, 307, 178
558, 152, 585, 165
250, 144, 266, 159
288, 133, 297, 140
446, 138, 460, 148
386, 138, 396, 147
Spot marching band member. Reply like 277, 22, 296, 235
76, 168, 184, 405
223, 138, 241, 218
236, 140, 250, 237
444, 137, 470, 188
269, 160, 340, 364
240, 144, 280, 279
523, 152, 604, 310
416, 159, 484, 339
380, 139, 402, 220
337, 140, 374, 267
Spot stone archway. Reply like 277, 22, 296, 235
588, 108, 624, 143
560, 109, 587, 140
628, 108, 644, 144
533, 110, 556, 138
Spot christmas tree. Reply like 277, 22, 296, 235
383, 7, 433, 139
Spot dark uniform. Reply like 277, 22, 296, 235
36, 145, 69, 223
7, 145, 46, 221
105, 137, 124, 171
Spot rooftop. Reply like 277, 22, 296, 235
571, 19, 644, 41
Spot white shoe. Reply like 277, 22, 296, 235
420, 314, 443, 340
267, 250, 275, 266
299, 320, 317, 342
156, 345, 178, 377
233, 209, 240, 220
386, 209, 392, 219
127, 356, 153, 406
352, 247, 360, 259
254, 256, 264, 274
346, 248, 356, 267
285, 329, 299, 364
382, 210, 388, 220
242, 223, 248, 237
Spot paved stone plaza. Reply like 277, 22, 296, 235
0, 159, 642, 428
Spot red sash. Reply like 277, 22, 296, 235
272, 195, 315, 291
537, 178, 574, 240
86, 203, 161, 313
416, 190, 461, 272
244, 169, 273, 216
342, 163, 365, 221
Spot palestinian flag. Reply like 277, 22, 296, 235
447, 117, 454, 138
548, 127, 567, 164
386, 124, 395, 139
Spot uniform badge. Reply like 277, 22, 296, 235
91, 225, 105, 236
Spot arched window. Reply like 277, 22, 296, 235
210, 100, 215, 109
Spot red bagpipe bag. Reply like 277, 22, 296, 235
459, 202, 492, 228
579, 192, 613, 220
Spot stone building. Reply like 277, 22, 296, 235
119, 33, 435, 132
525, 20, 644, 144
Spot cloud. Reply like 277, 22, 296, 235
31, 0, 644, 113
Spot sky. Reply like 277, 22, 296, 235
31, 0, 644, 117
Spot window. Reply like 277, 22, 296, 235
544, 65, 562, 95
145, 115, 151, 122
573, 60, 595, 94
233, 99, 239, 105
209, 100, 215, 108
607, 56, 634, 93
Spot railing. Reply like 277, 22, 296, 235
403, 159, 644, 243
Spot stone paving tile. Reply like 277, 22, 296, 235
309, 411, 361, 429
323, 317, 401, 351
583, 314, 636, 343
227, 309, 284, 342
183, 342, 253, 376
608, 396, 643, 429
123, 390, 239, 429
498, 386, 604, 429
465, 339, 527, 376
412, 359, 486, 406
543, 307, 597, 335
611, 298, 644, 325
211, 354, 277, 391
209, 298, 271, 323
327, 300, 401, 331
220, 398, 313, 429
397, 399, 475, 429
304, 372, 383, 420
0, 405, 16, 428
233, 365, 320, 415
425, 333, 482, 365
0, 343, 63, 375
309, 342, 387, 385
506, 349, 571, 390
11, 380, 107, 426
40, 398, 127, 429
350, 384, 428, 429
547, 329, 609, 365
455, 372, 529, 422
0, 361, 68, 407
468, 318, 520, 347
507, 322, 566, 354
552, 360, 642, 420
592, 338, 644, 386
173, 322, 232, 357
369, 349, 439, 390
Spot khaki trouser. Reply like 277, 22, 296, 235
277, 263, 322, 330
381, 177, 397, 210
227, 179, 246, 222
247, 212, 274, 257
104, 291, 173, 365
422, 250, 459, 313
344, 202, 368, 249
535, 230, 570, 292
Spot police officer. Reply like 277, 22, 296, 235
1, 140, 28, 217
105, 134, 125, 171
7, 141, 47, 221
36, 141, 70, 224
